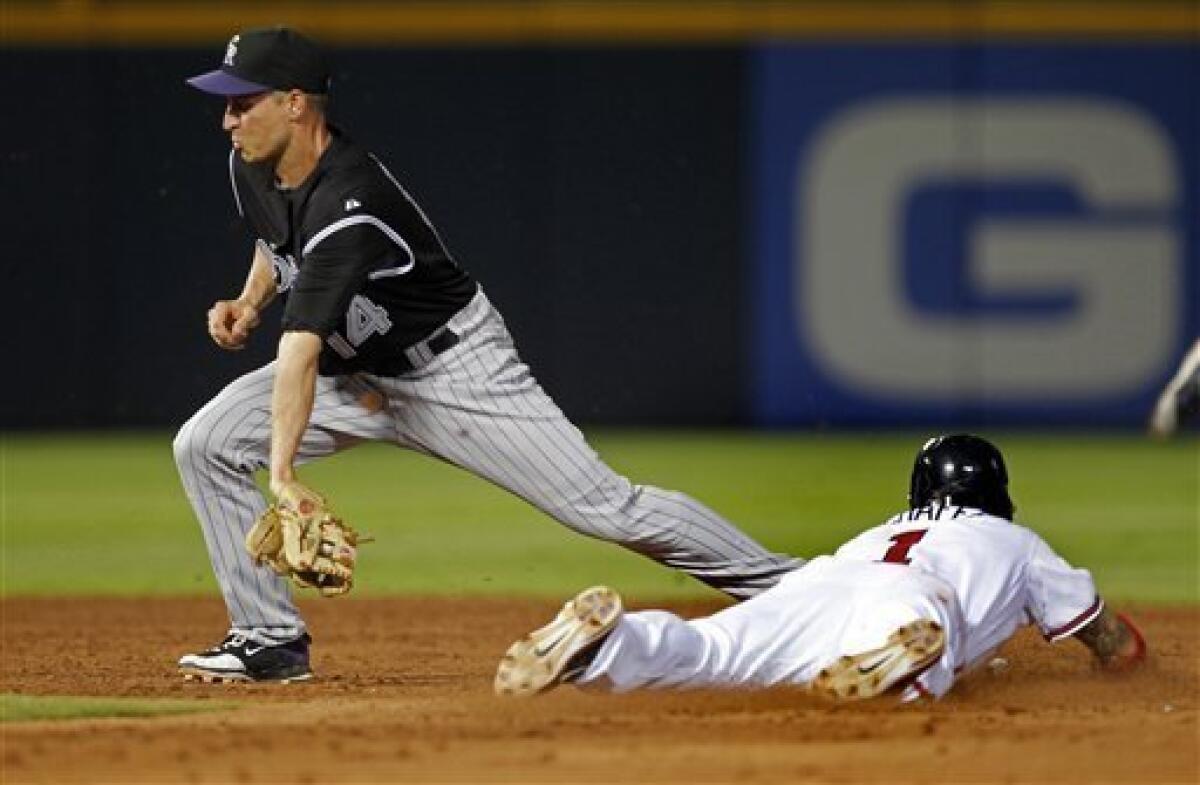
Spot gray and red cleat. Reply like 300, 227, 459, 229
811, 619, 946, 701
495, 586, 623, 697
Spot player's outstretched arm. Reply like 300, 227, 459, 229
1073, 606, 1147, 672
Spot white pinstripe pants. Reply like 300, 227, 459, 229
174, 290, 800, 640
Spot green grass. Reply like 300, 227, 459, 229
1, 430, 1196, 602
0, 693, 233, 722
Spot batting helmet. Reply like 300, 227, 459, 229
908, 434, 1015, 520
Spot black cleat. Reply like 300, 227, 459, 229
178, 632, 312, 683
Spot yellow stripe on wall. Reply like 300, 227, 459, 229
2, 2, 1197, 46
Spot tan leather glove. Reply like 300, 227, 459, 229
245, 481, 366, 597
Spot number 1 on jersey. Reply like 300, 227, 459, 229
882, 530, 928, 565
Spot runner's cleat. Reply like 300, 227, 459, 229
495, 586, 623, 697
812, 619, 945, 701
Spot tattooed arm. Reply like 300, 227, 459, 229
1073, 607, 1147, 672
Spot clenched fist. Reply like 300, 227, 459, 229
207, 299, 260, 350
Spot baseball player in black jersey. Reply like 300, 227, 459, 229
174, 26, 800, 683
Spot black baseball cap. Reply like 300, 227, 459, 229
187, 26, 330, 96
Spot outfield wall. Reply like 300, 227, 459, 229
3, 2, 1196, 428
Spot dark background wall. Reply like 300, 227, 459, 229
2, 47, 747, 428
4, 3, 1195, 431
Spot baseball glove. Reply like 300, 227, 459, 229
245, 481, 366, 597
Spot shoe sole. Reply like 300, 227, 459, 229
811, 619, 945, 701
179, 666, 313, 685
495, 586, 622, 697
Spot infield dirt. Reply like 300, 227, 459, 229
1, 596, 1196, 784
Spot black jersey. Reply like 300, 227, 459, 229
230, 127, 477, 376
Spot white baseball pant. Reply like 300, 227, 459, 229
578, 557, 965, 698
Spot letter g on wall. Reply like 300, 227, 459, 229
797, 97, 1180, 403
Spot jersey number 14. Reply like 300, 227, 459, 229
327, 294, 393, 360
346, 294, 392, 346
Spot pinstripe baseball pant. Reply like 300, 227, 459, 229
174, 290, 800, 642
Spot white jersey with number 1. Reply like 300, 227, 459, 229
834, 505, 1103, 674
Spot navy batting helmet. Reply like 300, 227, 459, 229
908, 434, 1015, 520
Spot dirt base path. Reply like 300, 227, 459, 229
2, 597, 1196, 783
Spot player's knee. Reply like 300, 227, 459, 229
540, 475, 636, 534
172, 417, 204, 473
172, 411, 237, 474
556, 482, 685, 551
